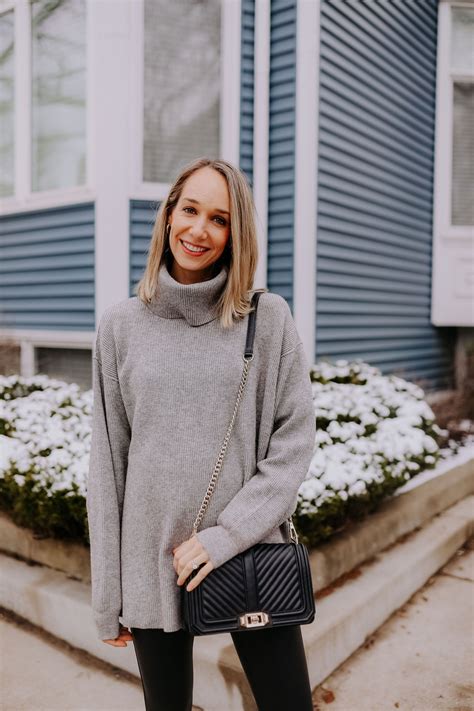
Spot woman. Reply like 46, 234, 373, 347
86, 157, 316, 710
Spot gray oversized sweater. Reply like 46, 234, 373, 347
86, 261, 316, 641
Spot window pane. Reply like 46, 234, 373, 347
452, 82, 474, 226
451, 6, 474, 75
143, 0, 221, 184
36, 347, 92, 391
0, 10, 14, 198
31, 0, 86, 192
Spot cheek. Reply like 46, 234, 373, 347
216, 229, 231, 250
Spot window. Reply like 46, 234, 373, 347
431, 1, 474, 327
0, 9, 14, 198
0, 0, 87, 205
30, 0, 86, 192
450, 6, 474, 226
142, 0, 221, 184
36, 346, 92, 391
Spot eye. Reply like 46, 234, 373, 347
183, 206, 227, 226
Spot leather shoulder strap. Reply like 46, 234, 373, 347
244, 290, 265, 359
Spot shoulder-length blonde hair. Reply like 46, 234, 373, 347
135, 156, 265, 329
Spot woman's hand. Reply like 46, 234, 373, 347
103, 624, 133, 647
173, 534, 214, 592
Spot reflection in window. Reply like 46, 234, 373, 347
452, 83, 474, 226
31, 0, 86, 192
451, 6, 474, 74
450, 7, 474, 226
0, 10, 14, 198
143, 0, 221, 184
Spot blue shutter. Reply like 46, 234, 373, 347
316, 0, 455, 390
0, 203, 95, 331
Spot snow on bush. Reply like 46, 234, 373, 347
0, 374, 92, 540
294, 360, 455, 545
0, 364, 464, 545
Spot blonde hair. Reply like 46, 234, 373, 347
135, 157, 265, 329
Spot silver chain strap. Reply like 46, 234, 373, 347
191, 351, 299, 545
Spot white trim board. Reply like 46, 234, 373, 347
0, 330, 95, 347
88, 0, 133, 321
431, 0, 474, 326
253, 0, 270, 291
294, 0, 320, 367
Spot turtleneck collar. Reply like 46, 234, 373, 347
145, 261, 229, 326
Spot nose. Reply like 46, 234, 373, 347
189, 217, 208, 238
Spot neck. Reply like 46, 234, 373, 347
168, 256, 224, 285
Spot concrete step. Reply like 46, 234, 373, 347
1, 495, 472, 711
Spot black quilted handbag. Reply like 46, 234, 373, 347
181, 291, 316, 635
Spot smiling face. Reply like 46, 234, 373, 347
167, 166, 231, 284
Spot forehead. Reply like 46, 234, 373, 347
181, 168, 230, 206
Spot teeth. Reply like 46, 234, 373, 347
182, 240, 207, 253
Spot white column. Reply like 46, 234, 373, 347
294, 0, 320, 366
253, 0, 271, 290
87, 0, 134, 324
221, 0, 242, 166
20, 341, 35, 377
14, 0, 31, 204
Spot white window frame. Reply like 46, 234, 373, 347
128, 0, 241, 202
432, 0, 474, 326
0, 0, 93, 216
433, 0, 474, 239
11, 333, 94, 378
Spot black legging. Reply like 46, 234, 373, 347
131, 624, 313, 711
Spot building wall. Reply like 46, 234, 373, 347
0, 203, 95, 331
314, 0, 456, 391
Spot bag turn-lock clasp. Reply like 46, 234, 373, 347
239, 611, 269, 628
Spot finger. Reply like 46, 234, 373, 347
176, 551, 208, 586
175, 541, 206, 573
185, 561, 214, 592
119, 632, 133, 641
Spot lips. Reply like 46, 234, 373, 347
180, 240, 209, 253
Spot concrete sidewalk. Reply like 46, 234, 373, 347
312, 538, 474, 711
2, 541, 473, 711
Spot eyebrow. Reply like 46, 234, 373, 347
181, 197, 230, 216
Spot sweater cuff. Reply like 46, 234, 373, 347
94, 611, 121, 641
195, 525, 241, 569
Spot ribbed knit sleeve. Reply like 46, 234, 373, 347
86, 315, 131, 641
195, 341, 316, 569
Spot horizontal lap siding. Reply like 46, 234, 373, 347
316, 0, 456, 391
240, 0, 255, 186
0, 203, 95, 331
129, 200, 159, 296
268, 0, 297, 307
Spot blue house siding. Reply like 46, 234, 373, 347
0, 203, 95, 331
240, 0, 255, 187
315, 0, 455, 391
267, 0, 297, 308
129, 200, 159, 296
